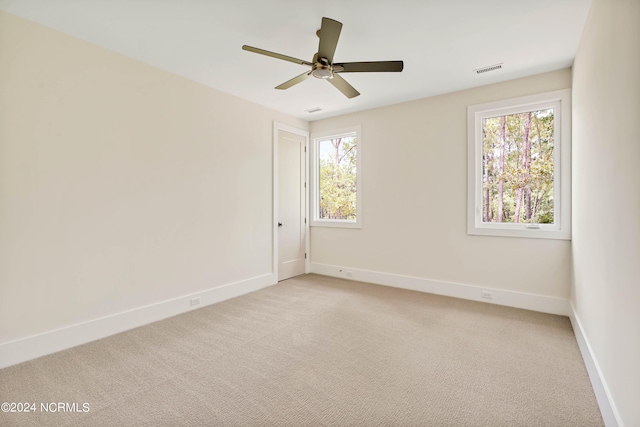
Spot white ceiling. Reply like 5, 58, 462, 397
0, 0, 592, 121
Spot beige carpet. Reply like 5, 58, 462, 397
0, 274, 603, 426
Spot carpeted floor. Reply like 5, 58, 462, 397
0, 274, 603, 426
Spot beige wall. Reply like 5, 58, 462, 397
310, 70, 572, 298
571, 0, 640, 425
0, 11, 307, 343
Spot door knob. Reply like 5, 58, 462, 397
278, 222, 283, 227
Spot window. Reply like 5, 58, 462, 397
467, 89, 571, 239
311, 126, 362, 228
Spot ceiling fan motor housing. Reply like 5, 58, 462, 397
312, 58, 333, 79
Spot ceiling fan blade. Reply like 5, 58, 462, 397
328, 74, 360, 99
275, 72, 311, 90
242, 45, 313, 66
317, 17, 342, 63
334, 61, 404, 73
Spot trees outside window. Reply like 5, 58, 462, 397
468, 90, 571, 239
318, 136, 357, 220
481, 109, 555, 224
311, 127, 361, 228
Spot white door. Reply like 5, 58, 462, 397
278, 130, 306, 281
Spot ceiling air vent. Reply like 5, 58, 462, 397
474, 63, 503, 74
305, 107, 322, 113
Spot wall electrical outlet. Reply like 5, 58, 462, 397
190, 297, 201, 306
481, 290, 493, 299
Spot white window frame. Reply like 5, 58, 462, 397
467, 89, 571, 240
310, 126, 362, 229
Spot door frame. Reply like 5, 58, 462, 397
273, 122, 310, 279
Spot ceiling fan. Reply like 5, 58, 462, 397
242, 17, 403, 99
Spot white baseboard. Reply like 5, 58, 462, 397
0, 273, 277, 370
310, 262, 570, 316
569, 306, 622, 427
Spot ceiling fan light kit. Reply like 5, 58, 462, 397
242, 17, 404, 99
311, 60, 333, 79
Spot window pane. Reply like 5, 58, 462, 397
317, 136, 357, 220
481, 109, 554, 224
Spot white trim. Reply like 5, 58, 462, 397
467, 89, 571, 240
273, 122, 310, 278
310, 125, 362, 229
0, 273, 276, 369
569, 305, 623, 427
310, 262, 570, 316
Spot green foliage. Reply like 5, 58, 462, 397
482, 109, 555, 224
318, 137, 357, 220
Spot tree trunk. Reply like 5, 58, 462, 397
482, 127, 492, 222
484, 151, 490, 222
514, 112, 532, 223
532, 189, 542, 220
514, 188, 523, 222
332, 138, 342, 181
524, 112, 533, 220
498, 116, 506, 222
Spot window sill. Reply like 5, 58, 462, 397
311, 219, 361, 229
468, 224, 570, 240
